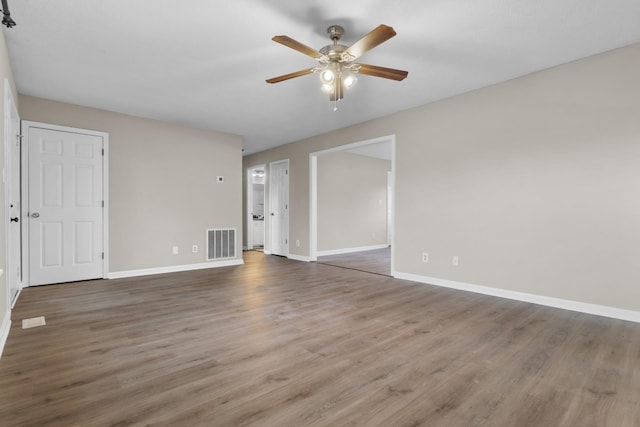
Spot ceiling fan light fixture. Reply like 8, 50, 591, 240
321, 82, 334, 93
342, 68, 357, 89
320, 68, 335, 83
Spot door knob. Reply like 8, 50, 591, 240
10, 217, 18, 222
31, 212, 40, 218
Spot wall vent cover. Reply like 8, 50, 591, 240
207, 228, 236, 260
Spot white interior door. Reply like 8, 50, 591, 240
4, 81, 21, 304
269, 160, 289, 256
26, 124, 105, 286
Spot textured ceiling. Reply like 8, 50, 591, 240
4, 0, 640, 155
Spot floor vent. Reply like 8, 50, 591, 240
207, 228, 236, 260
22, 316, 46, 329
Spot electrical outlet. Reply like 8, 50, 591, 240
192, 245, 198, 253
172, 246, 179, 255
422, 252, 429, 263
452, 256, 459, 266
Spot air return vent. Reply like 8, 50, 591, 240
207, 228, 236, 260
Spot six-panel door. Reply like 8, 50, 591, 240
28, 126, 104, 286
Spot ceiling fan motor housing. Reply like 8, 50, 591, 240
327, 25, 344, 42
320, 43, 349, 62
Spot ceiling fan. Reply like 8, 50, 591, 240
266, 24, 408, 107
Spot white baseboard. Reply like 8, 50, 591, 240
10, 288, 22, 309
317, 244, 389, 257
288, 253, 312, 262
0, 310, 11, 359
394, 272, 640, 324
107, 259, 244, 279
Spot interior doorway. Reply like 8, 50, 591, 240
246, 165, 265, 250
310, 135, 395, 276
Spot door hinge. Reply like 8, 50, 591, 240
101, 148, 104, 156
286, 169, 288, 175
101, 252, 104, 259
102, 200, 104, 207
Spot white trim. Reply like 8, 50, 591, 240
21, 121, 110, 285
20, 121, 28, 285
4, 79, 21, 309
317, 244, 389, 257
102, 133, 110, 280
10, 288, 21, 309
287, 253, 312, 262
107, 259, 244, 279
0, 310, 10, 359
309, 155, 317, 261
394, 271, 640, 324
246, 168, 253, 249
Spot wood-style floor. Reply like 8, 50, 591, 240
317, 247, 391, 276
1, 251, 639, 426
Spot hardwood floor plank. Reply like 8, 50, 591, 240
1, 251, 639, 426
317, 247, 391, 276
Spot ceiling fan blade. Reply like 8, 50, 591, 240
343, 24, 397, 61
266, 68, 315, 84
356, 63, 408, 81
272, 35, 323, 59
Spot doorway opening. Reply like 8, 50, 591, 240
310, 135, 395, 276
246, 165, 266, 251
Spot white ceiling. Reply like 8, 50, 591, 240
4, 1, 640, 155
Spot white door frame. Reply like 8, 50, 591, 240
309, 135, 396, 274
21, 121, 109, 286
4, 79, 21, 307
387, 171, 393, 246
246, 164, 265, 249
269, 159, 289, 257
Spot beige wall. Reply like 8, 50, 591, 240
244, 42, 640, 312
317, 152, 390, 252
0, 28, 17, 333
19, 95, 243, 273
